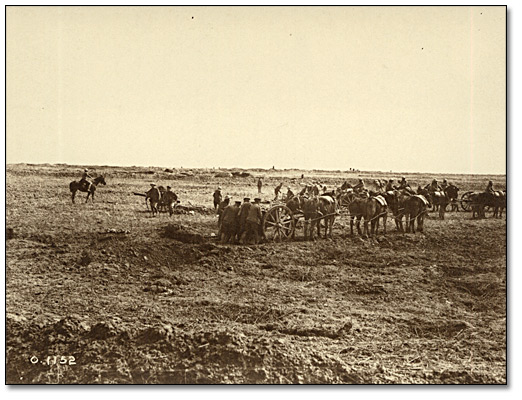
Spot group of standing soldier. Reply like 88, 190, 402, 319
214, 189, 264, 245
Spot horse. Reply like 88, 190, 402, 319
348, 198, 367, 236
286, 195, 306, 239
403, 194, 429, 233
363, 195, 388, 237
493, 191, 506, 218
383, 190, 406, 232
444, 184, 460, 212
69, 175, 106, 203
470, 191, 505, 218
302, 197, 321, 240
318, 195, 338, 239
419, 188, 448, 220
302, 195, 337, 240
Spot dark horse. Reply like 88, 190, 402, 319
469, 191, 506, 218
383, 190, 406, 232
363, 195, 388, 237
445, 184, 460, 212
69, 175, 106, 203
404, 194, 429, 233
419, 188, 448, 220
302, 195, 337, 240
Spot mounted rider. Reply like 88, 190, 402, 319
429, 179, 442, 193
441, 179, 449, 191
485, 181, 495, 194
385, 179, 394, 192
353, 179, 365, 193
79, 169, 92, 191
397, 177, 409, 190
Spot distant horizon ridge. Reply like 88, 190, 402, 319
5, 162, 506, 177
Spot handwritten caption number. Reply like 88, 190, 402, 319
30, 356, 76, 365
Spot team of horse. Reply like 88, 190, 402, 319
68, 174, 504, 242
469, 191, 506, 219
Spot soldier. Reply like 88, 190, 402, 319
237, 197, 252, 243
430, 179, 441, 193
245, 198, 263, 245
286, 187, 295, 200
274, 183, 283, 200
217, 196, 230, 236
385, 179, 394, 192
221, 201, 241, 244
79, 169, 92, 191
353, 179, 365, 192
145, 184, 161, 215
441, 179, 449, 191
398, 177, 409, 190
257, 178, 263, 194
213, 187, 222, 209
162, 186, 178, 216
486, 180, 495, 194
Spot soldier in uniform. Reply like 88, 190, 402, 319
213, 187, 222, 209
441, 179, 449, 191
429, 179, 441, 193
79, 169, 92, 191
286, 187, 295, 200
274, 183, 283, 200
257, 178, 263, 194
162, 186, 178, 216
245, 198, 263, 245
217, 196, 230, 236
237, 198, 252, 243
398, 177, 409, 190
221, 201, 241, 244
145, 183, 161, 215
486, 180, 495, 194
353, 179, 365, 193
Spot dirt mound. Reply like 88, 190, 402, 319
163, 224, 207, 244
6, 317, 363, 384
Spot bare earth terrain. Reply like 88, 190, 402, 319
5, 164, 506, 384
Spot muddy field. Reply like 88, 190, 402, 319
5, 164, 506, 384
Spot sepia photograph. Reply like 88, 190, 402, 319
5, 5, 507, 384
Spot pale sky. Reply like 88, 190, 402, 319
6, 6, 506, 174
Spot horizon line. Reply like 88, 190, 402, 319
5, 162, 507, 177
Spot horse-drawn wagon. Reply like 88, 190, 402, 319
260, 195, 338, 242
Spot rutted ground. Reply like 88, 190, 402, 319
5, 165, 506, 384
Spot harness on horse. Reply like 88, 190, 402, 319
372, 195, 387, 207
414, 195, 429, 206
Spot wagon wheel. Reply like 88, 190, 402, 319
460, 191, 473, 212
262, 205, 295, 242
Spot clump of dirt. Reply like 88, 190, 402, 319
78, 250, 92, 266
260, 321, 353, 339
163, 224, 207, 244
